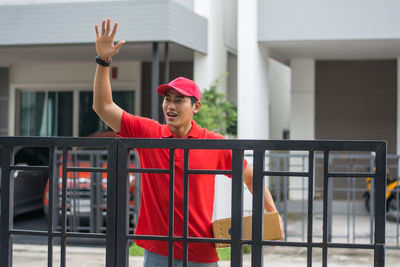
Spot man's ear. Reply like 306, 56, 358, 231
193, 101, 201, 114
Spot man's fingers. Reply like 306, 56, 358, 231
106, 18, 111, 35
111, 22, 118, 39
101, 19, 106, 35
95, 24, 99, 38
115, 40, 126, 50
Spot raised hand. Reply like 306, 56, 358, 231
95, 18, 126, 62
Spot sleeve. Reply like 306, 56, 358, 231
215, 134, 248, 178
118, 110, 161, 138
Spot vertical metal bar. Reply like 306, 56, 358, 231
61, 147, 68, 267
397, 175, 400, 247
328, 177, 333, 243
251, 150, 264, 267
106, 140, 118, 267
350, 177, 354, 243
116, 140, 129, 267
151, 42, 160, 122
90, 153, 96, 233
0, 145, 12, 267
275, 156, 281, 211
47, 145, 54, 267
307, 150, 314, 267
322, 150, 329, 267
301, 164, 305, 242
374, 145, 386, 267
168, 149, 175, 267
231, 149, 244, 267
283, 175, 288, 241
369, 155, 375, 244
182, 148, 189, 267
164, 42, 170, 84
134, 151, 141, 224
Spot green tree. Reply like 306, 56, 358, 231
194, 76, 237, 136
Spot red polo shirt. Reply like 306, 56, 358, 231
119, 111, 246, 263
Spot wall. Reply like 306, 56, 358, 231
289, 59, 315, 140
258, 0, 400, 41
315, 60, 397, 153
194, 0, 237, 93
268, 58, 291, 139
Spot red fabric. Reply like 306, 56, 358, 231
118, 111, 247, 263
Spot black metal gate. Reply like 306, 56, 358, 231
0, 137, 387, 267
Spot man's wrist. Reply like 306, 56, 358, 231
96, 56, 112, 67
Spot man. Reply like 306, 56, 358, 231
93, 18, 284, 266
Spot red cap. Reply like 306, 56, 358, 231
157, 77, 201, 101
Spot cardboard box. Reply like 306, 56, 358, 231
211, 211, 282, 248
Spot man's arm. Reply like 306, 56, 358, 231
93, 18, 126, 132
243, 164, 277, 212
244, 164, 285, 239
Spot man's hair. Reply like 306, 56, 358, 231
190, 96, 198, 105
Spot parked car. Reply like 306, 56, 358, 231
0, 147, 49, 217
42, 131, 138, 232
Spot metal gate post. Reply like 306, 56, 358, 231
0, 145, 13, 267
231, 149, 244, 267
374, 144, 386, 267
106, 140, 119, 267
306, 150, 315, 267
251, 150, 265, 267
116, 140, 130, 267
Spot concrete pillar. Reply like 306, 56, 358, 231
289, 59, 315, 140
193, 0, 228, 93
289, 59, 315, 200
237, 0, 269, 140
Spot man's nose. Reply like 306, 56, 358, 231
167, 101, 176, 109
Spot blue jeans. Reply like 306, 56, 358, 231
143, 249, 219, 267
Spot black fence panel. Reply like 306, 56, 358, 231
0, 137, 387, 267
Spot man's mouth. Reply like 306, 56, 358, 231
167, 112, 178, 118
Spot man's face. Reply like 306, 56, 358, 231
162, 89, 200, 131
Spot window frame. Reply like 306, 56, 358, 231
10, 82, 139, 136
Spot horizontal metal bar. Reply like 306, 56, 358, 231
184, 237, 231, 244
9, 165, 49, 171
10, 229, 106, 239
0, 137, 385, 152
188, 169, 232, 175
127, 168, 169, 174
119, 138, 385, 151
324, 243, 375, 249
263, 171, 310, 177
66, 167, 107, 173
126, 234, 170, 241
328, 172, 375, 178
64, 232, 106, 239
9, 229, 51, 236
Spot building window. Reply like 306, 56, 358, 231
17, 91, 73, 136
79, 90, 135, 137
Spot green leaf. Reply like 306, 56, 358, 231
195, 75, 237, 136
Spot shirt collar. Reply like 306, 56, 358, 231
161, 120, 200, 138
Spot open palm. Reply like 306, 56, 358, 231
95, 18, 126, 61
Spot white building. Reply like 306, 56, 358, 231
0, 0, 398, 215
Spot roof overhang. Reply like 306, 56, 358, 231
261, 39, 400, 65
0, 0, 207, 65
